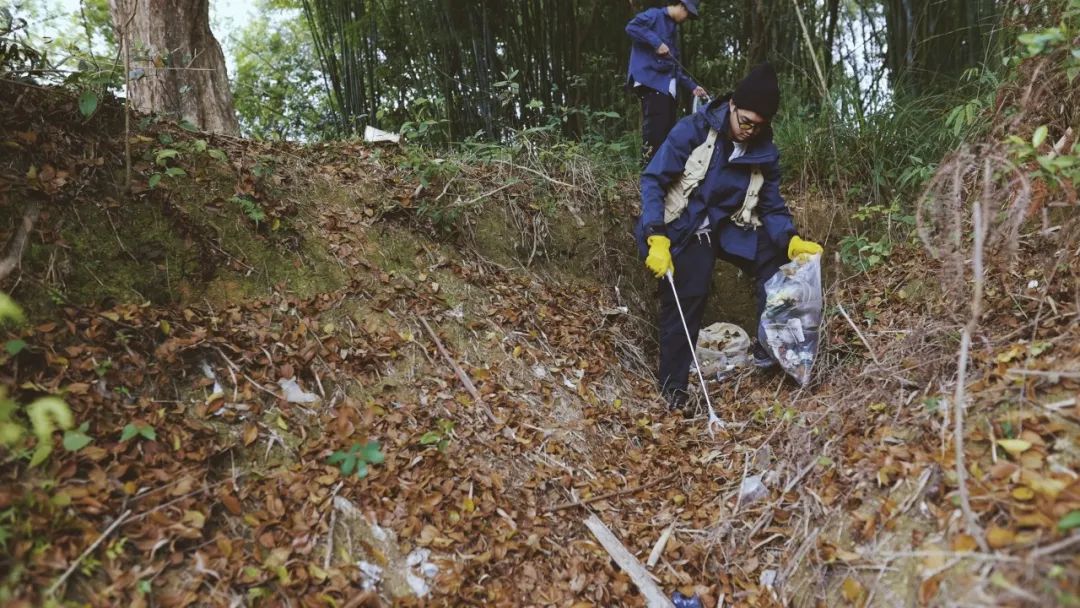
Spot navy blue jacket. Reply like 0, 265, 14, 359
635, 98, 797, 261
625, 7, 698, 94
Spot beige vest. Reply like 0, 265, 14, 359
662, 129, 763, 229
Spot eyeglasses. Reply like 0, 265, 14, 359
734, 108, 767, 132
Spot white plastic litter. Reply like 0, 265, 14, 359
357, 561, 383, 590
277, 377, 320, 403
739, 474, 768, 505
695, 322, 751, 378
405, 548, 438, 597
364, 125, 401, 144
760, 569, 777, 588
759, 253, 823, 386
200, 361, 224, 400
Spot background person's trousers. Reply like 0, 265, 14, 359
657, 229, 785, 396
637, 86, 676, 164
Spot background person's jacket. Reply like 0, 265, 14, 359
635, 97, 797, 261
625, 7, 698, 95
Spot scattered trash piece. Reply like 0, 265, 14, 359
357, 561, 383, 591
277, 377, 319, 403
363, 125, 401, 144
759, 253, 822, 386
404, 548, 439, 597
739, 474, 768, 505
671, 591, 702, 608
201, 360, 224, 402
760, 569, 777, 588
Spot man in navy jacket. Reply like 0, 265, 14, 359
625, 1, 708, 163
634, 63, 823, 410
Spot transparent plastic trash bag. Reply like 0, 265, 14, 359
758, 253, 822, 386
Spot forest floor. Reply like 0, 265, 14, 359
1, 82, 1078, 608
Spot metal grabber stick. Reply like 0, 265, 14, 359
665, 271, 725, 436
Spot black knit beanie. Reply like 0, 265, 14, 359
732, 63, 780, 119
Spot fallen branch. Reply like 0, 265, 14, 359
490, 158, 577, 189
1006, 368, 1080, 381
646, 521, 676, 568
836, 302, 882, 366
324, 481, 344, 570
583, 514, 675, 608
953, 172, 989, 552
419, 317, 499, 424
47, 508, 132, 596
546, 477, 666, 513
0, 200, 42, 283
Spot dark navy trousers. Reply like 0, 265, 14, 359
657, 227, 785, 396
637, 86, 676, 164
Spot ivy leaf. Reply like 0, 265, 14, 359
148, 173, 162, 189
1058, 511, 1080, 531
419, 431, 441, 446
355, 460, 369, 479
207, 149, 228, 162
164, 167, 187, 178
29, 441, 52, 467
179, 119, 199, 132
155, 149, 179, 166
1032, 125, 1048, 148
78, 90, 98, 118
120, 423, 139, 442
63, 423, 93, 451
5, 339, 26, 355
120, 423, 155, 442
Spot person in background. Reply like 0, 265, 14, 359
635, 63, 824, 411
625, 0, 709, 163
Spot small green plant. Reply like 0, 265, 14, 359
838, 200, 912, 272
1008, 124, 1079, 190
147, 139, 186, 189
62, 422, 93, 452
230, 195, 267, 224
0, 293, 75, 466
120, 422, 156, 442
419, 419, 455, 451
327, 441, 384, 478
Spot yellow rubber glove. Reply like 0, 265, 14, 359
645, 235, 674, 278
788, 235, 823, 260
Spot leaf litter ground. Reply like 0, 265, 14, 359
1, 83, 1078, 607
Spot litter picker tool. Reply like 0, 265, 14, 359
666, 271, 725, 436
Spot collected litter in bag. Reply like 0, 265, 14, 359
694, 322, 750, 379
758, 253, 823, 386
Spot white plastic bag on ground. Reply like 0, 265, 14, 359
758, 253, 823, 386
695, 322, 750, 378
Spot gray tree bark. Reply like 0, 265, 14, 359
108, 0, 239, 134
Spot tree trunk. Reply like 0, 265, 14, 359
108, 0, 239, 134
